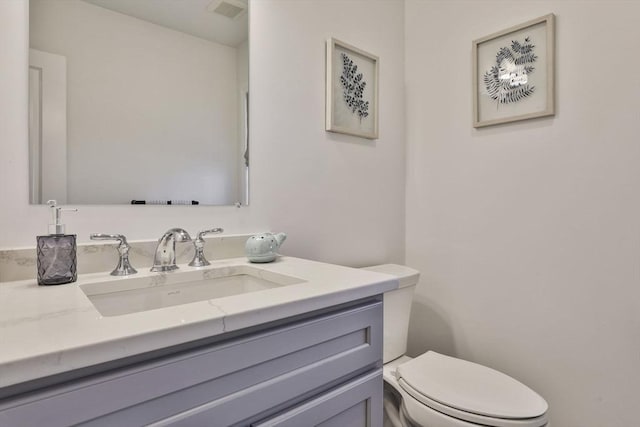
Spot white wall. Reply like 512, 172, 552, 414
0, 0, 406, 268
405, 2, 640, 426
249, 0, 406, 265
30, 0, 239, 205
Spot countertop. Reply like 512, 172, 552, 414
0, 256, 397, 389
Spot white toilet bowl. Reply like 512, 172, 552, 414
361, 265, 549, 427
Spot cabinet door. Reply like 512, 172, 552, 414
0, 299, 382, 427
252, 369, 383, 427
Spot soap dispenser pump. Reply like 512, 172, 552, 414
36, 200, 78, 285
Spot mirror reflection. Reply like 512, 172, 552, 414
29, 0, 249, 205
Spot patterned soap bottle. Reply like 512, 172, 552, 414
36, 200, 78, 285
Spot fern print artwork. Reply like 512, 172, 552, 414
473, 15, 554, 128
340, 52, 369, 120
326, 38, 378, 138
483, 36, 537, 106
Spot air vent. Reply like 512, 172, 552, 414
207, 0, 248, 20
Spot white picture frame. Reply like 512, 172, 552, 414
473, 14, 555, 128
326, 38, 379, 139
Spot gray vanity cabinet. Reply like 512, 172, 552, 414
0, 298, 383, 427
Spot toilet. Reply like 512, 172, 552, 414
362, 265, 549, 427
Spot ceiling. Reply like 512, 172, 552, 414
81, 0, 248, 47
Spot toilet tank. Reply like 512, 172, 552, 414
360, 264, 420, 363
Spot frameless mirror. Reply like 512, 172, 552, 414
28, 0, 249, 206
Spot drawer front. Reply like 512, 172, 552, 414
0, 300, 382, 427
252, 369, 383, 427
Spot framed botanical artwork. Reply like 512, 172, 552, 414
473, 14, 555, 128
326, 38, 379, 139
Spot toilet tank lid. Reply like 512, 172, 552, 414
360, 264, 420, 288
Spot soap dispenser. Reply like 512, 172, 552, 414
36, 200, 78, 286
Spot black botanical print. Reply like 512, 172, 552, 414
484, 36, 536, 106
340, 52, 369, 119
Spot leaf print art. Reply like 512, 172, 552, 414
483, 36, 537, 106
340, 52, 369, 120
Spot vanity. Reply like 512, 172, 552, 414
0, 256, 397, 426
3, 2, 397, 424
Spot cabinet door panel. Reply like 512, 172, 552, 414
251, 369, 383, 427
318, 401, 367, 427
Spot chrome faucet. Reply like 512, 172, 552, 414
151, 228, 192, 272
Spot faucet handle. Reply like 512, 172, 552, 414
196, 228, 224, 241
90, 233, 138, 276
189, 228, 224, 267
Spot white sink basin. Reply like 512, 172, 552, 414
80, 265, 306, 317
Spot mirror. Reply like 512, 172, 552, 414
28, 0, 249, 206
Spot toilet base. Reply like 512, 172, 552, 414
384, 377, 482, 427
383, 382, 419, 427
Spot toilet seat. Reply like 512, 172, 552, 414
395, 352, 548, 427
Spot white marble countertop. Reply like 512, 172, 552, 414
0, 256, 397, 389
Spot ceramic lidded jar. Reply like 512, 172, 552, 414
245, 232, 287, 263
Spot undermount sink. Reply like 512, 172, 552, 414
80, 265, 306, 317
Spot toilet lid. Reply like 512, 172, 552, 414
396, 352, 548, 426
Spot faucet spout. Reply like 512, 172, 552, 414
151, 228, 192, 272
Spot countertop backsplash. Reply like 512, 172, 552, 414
0, 234, 252, 283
